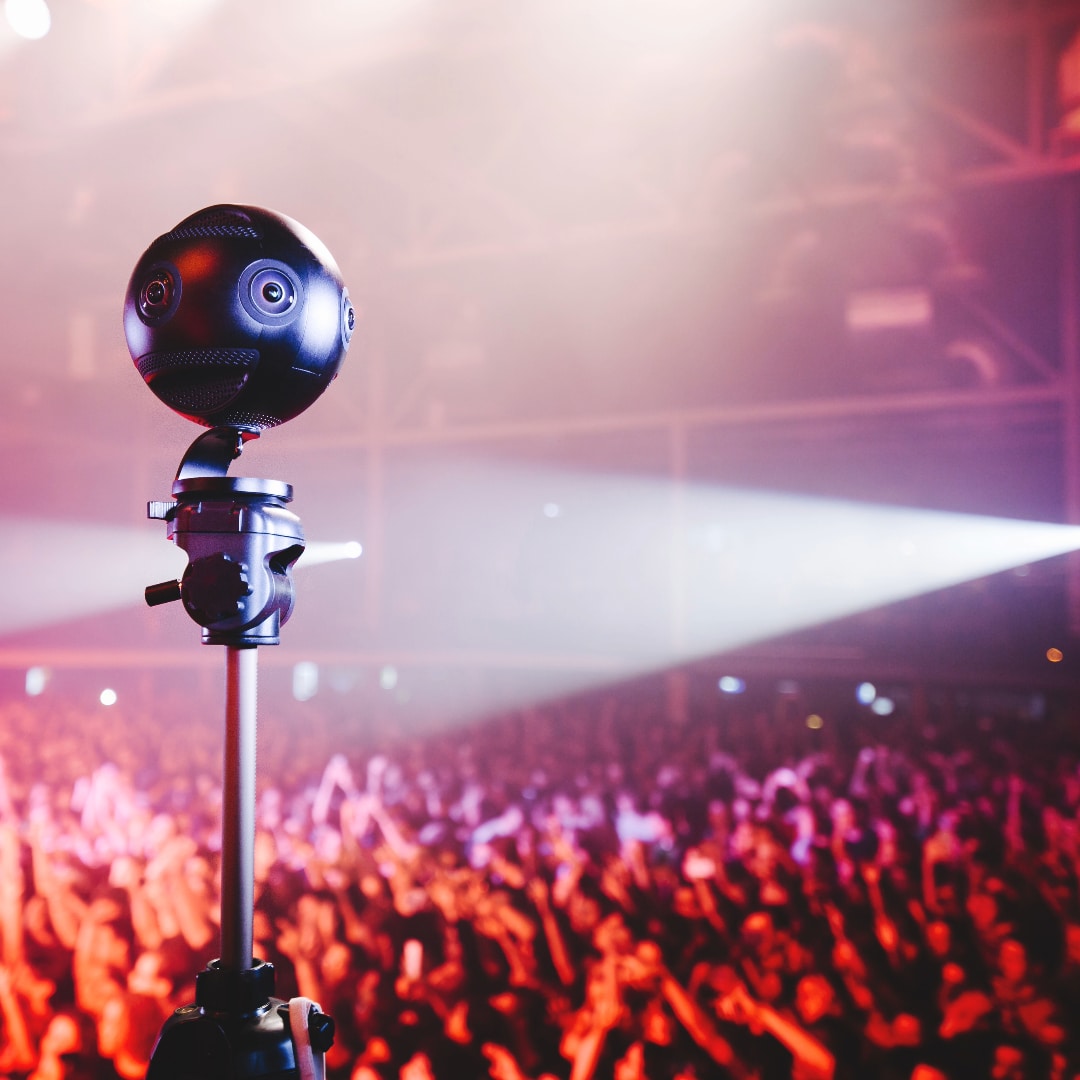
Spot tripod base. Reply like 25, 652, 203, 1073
147, 961, 334, 1080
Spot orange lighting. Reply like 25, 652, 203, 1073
178, 245, 221, 281
806, 714, 824, 730
1047, 647, 1064, 663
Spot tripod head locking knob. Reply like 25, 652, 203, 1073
308, 1011, 335, 1053
146, 580, 183, 607
277, 1002, 336, 1053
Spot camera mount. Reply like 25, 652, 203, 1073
145, 428, 302, 648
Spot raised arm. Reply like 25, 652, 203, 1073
561, 956, 622, 1080
718, 981, 835, 1080
0, 965, 35, 1073
621, 941, 747, 1078
526, 876, 576, 988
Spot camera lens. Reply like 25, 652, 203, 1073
262, 281, 284, 305
140, 270, 174, 316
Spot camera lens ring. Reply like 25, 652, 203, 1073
239, 259, 303, 326
250, 269, 294, 315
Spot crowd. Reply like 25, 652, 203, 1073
0, 679, 1077, 1078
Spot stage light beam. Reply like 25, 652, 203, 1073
4, 469, 1080, 723
378, 460, 1080, 705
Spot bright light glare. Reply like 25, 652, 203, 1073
99, 688, 117, 706
871, 696, 896, 716
856, 682, 877, 705
718, 675, 745, 694
301, 540, 363, 568
5, 0, 49, 39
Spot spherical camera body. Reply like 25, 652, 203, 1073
124, 204, 355, 431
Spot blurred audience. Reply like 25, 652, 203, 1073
0, 685, 1077, 1078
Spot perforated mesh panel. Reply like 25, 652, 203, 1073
221, 411, 284, 430
162, 208, 260, 241
136, 349, 259, 379
152, 372, 250, 414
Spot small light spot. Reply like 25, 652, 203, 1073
806, 714, 824, 730
855, 682, 876, 705
293, 661, 319, 701
380, 665, 398, 690
718, 676, 745, 694
1047, 647, 1064, 663
99, 688, 118, 707
543, 503, 561, 519
25, 666, 47, 696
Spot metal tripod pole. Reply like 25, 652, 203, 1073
221, 644, 257, 971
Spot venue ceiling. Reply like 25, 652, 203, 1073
3, 0, 1080, 712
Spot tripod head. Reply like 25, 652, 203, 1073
126, 206, 353, 1077
144, 427, 304, 646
